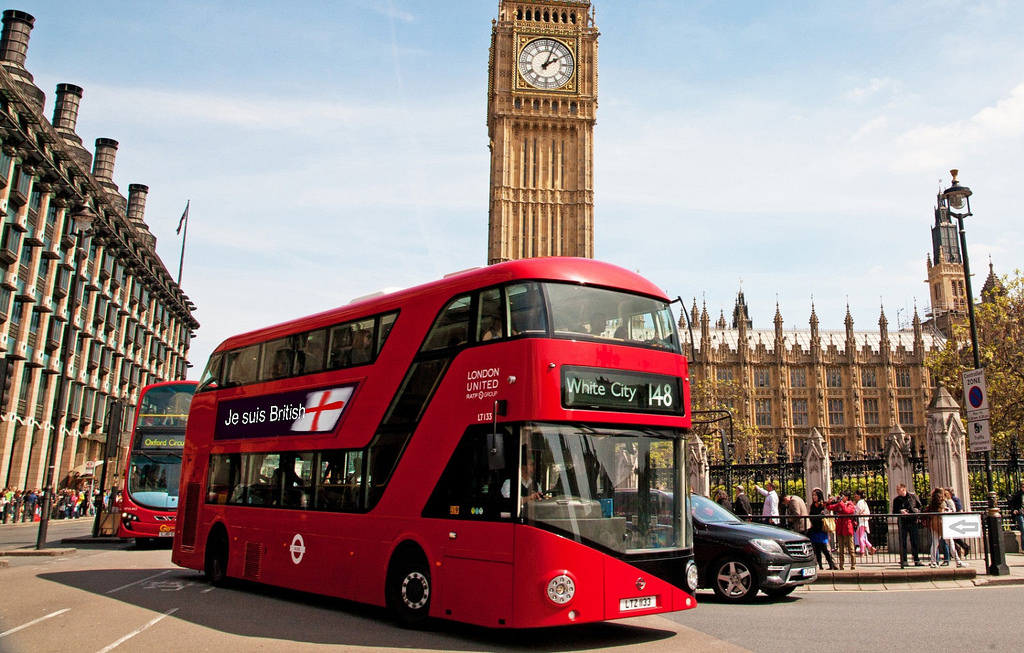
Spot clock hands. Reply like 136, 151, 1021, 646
541, 48, 559, 70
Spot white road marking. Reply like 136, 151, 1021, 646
95, 608, 178, 653
0, 608, 71, 638
105, 569, 172, 594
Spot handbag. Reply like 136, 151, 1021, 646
822, 516, 836, 533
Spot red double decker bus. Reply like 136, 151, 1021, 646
172, 258, 697, 628
119, 380, 197, 543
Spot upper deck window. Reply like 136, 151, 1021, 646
545, 283, 680, 353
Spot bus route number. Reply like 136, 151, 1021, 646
647, 383, 673, 408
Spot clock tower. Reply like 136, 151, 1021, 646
487, 1, 598, 264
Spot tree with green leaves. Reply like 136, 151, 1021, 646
926, 269, 1024, 452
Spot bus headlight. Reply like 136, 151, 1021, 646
546, 572, 576, 605
685, 560, 699, 591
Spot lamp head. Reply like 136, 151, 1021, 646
943, 169, 972, 212
70, 206, 95, 234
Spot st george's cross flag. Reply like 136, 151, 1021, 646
290, 386, 355, 433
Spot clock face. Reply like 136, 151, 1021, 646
518, 38, 575, 90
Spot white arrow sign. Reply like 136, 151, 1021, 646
942, 513, 982, 539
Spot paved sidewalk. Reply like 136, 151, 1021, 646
800, 550, 1024, 591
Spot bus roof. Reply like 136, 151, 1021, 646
212, 258, 669, 354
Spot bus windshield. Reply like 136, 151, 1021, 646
134, 384, 194, 431
519, 423, 688, 554
544, 283, 680, 353
127, 451, 182, 510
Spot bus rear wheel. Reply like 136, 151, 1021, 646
204, 526, 229, 586
386, 550, 432, 628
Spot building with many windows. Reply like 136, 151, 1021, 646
684, 291, 945, 460
0, 10, 198, 492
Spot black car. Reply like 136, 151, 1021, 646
691, 494, 816, 602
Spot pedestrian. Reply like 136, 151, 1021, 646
713, 488, 733, 512
853, 489, 875, 556
755, 481, 780, 525
892, 483, 923, 567
781, 494, 809, 533
733, 486, 752, 520
808, 488, 837, 570
926, 488, 965, 568
1009, 481, 1024, 545
22, 489, 37, 522
947, 487, 970, 558
827, 490, 857, 570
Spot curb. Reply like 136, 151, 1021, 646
0, 548, 76, 557
821, 567, 978, 584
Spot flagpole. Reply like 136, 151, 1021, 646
176, 200, 189, 286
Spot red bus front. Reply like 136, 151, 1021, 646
118, 381, 196, 542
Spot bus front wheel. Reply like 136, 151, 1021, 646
204, 526, 229, 586
386, 549, 432, 628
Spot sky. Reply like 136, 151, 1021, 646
9, 0, 1024, 378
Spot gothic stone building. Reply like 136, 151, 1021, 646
0, 10, 198, 491
684, 292, 945, 460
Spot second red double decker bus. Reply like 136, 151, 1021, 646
172, 258, 697, 628
119, 380, 197, 543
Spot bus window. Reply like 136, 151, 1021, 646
422, 295, 472, 351
508, 283, 547, 335
477, 287, 506, 342
197, 353, 224, 392
423, 426, 514, 520
207, 453, 241, 505
317, 450, 363, 511
295, 329, 326, 376
224, 344, 260, 387
348, 319, 375, 365
377, 312, 397, 353
262, 337, 294, 380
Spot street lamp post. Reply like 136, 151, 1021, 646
35, 206, 94, 549
940, 169, 1007, 575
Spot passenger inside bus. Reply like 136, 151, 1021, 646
271, 454, 305, 507
480, 315, 503, 341
349, 329, 373, 365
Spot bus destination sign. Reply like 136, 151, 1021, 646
562, 367, 684, 415
215, 384, 357, 440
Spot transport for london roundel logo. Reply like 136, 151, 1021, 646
290, 534, 306, 564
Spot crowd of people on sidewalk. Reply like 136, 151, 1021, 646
1, 486, 107, 524
713, 481, 998, 570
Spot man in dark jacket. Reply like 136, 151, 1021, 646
733, 486, 752, 520
1009, 482, 1024, 535
892, 483, 923, 568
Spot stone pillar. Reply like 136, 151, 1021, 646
924, 383, 970, 505
687, 432, 709, 497
802, 427, 831, 503
884, 424, 915, 498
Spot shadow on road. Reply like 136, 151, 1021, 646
37, 566, 680, 651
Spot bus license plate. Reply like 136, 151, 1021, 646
619, 596, 655, 612
158, 531, 175, 537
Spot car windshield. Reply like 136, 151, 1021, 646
690, 494, 742, 524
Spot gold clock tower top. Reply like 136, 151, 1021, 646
487, 1, 598, 264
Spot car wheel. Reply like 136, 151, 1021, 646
711, 557, 759, 602
762, 586, 796, 599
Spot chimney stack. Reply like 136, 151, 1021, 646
0, 10, 44, 110
93, 138, 127, 212
53, 83, 92, 169
127, 183, 157, 251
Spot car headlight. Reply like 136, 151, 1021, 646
685, 560, 699, 591
750, 538, 785, 555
